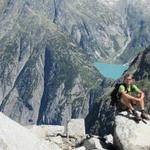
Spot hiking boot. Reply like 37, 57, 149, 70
132, 110, 141, 121
141, 110, 149, 120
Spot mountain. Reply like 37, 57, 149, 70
0, 0, 104, 125
22, 0, 150, 63
0, 0, 150, 132
1, 0, 149, 64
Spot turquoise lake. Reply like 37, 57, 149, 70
94, 63, 129, 80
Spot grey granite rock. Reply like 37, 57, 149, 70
114, 111, 150, 150
0, 112, 62, 150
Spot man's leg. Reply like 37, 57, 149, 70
135, 94, 144, 110
136, 99, 144, 110
120, 95, 141, 120
136, 97, 148, 119
120, 95, 134, 111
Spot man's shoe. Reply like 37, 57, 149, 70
141, 110, 149, 120
132, 110, 141, 121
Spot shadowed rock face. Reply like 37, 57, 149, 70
0, 0, 104, 125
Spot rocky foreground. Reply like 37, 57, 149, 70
0, 111, 150, 150
114, 111, 150, 150
0, 112, 113, 150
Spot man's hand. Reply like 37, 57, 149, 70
121, 92, 143, 102
135, 97, 143, 102
136, 91, 145, 100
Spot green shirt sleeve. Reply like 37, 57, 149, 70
118, 85, 125, 93
131, 84, 140, 93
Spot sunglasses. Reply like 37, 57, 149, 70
126, 78, 132, 80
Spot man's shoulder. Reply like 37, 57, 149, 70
118, 84, 126, 92
118, 83, 126, 88
131, 84, 140, 92
131, 84, 137, 87
119, 84, 125, 88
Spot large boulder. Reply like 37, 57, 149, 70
28, 125, 65, 139
73, 146, 86, 150
68, 119, 86, 139
27, 119, 86, 150
114, 111, 150, 150
28, 119, 85, 139
83, 137, 105, 150
0, 112, 61, 150
104, 134, 113, 145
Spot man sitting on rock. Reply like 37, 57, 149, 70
118, 73, 149, 120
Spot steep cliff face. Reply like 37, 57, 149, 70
85, 87, 115, 136
0, 1, 103, 125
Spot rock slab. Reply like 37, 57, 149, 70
68, 119, 86, 138
114, 111, 150, 150
0, 113, 61, 150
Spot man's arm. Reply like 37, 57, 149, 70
132, 84, 145, 100
136, 90, 145, 99
121, 91, 142, 101
119, 85, 143, 101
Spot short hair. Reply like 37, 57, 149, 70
124, 73, 133, 80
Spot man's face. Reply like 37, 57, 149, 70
124, 75, 133, 85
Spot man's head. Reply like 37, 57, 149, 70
123, 73, 133, 86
